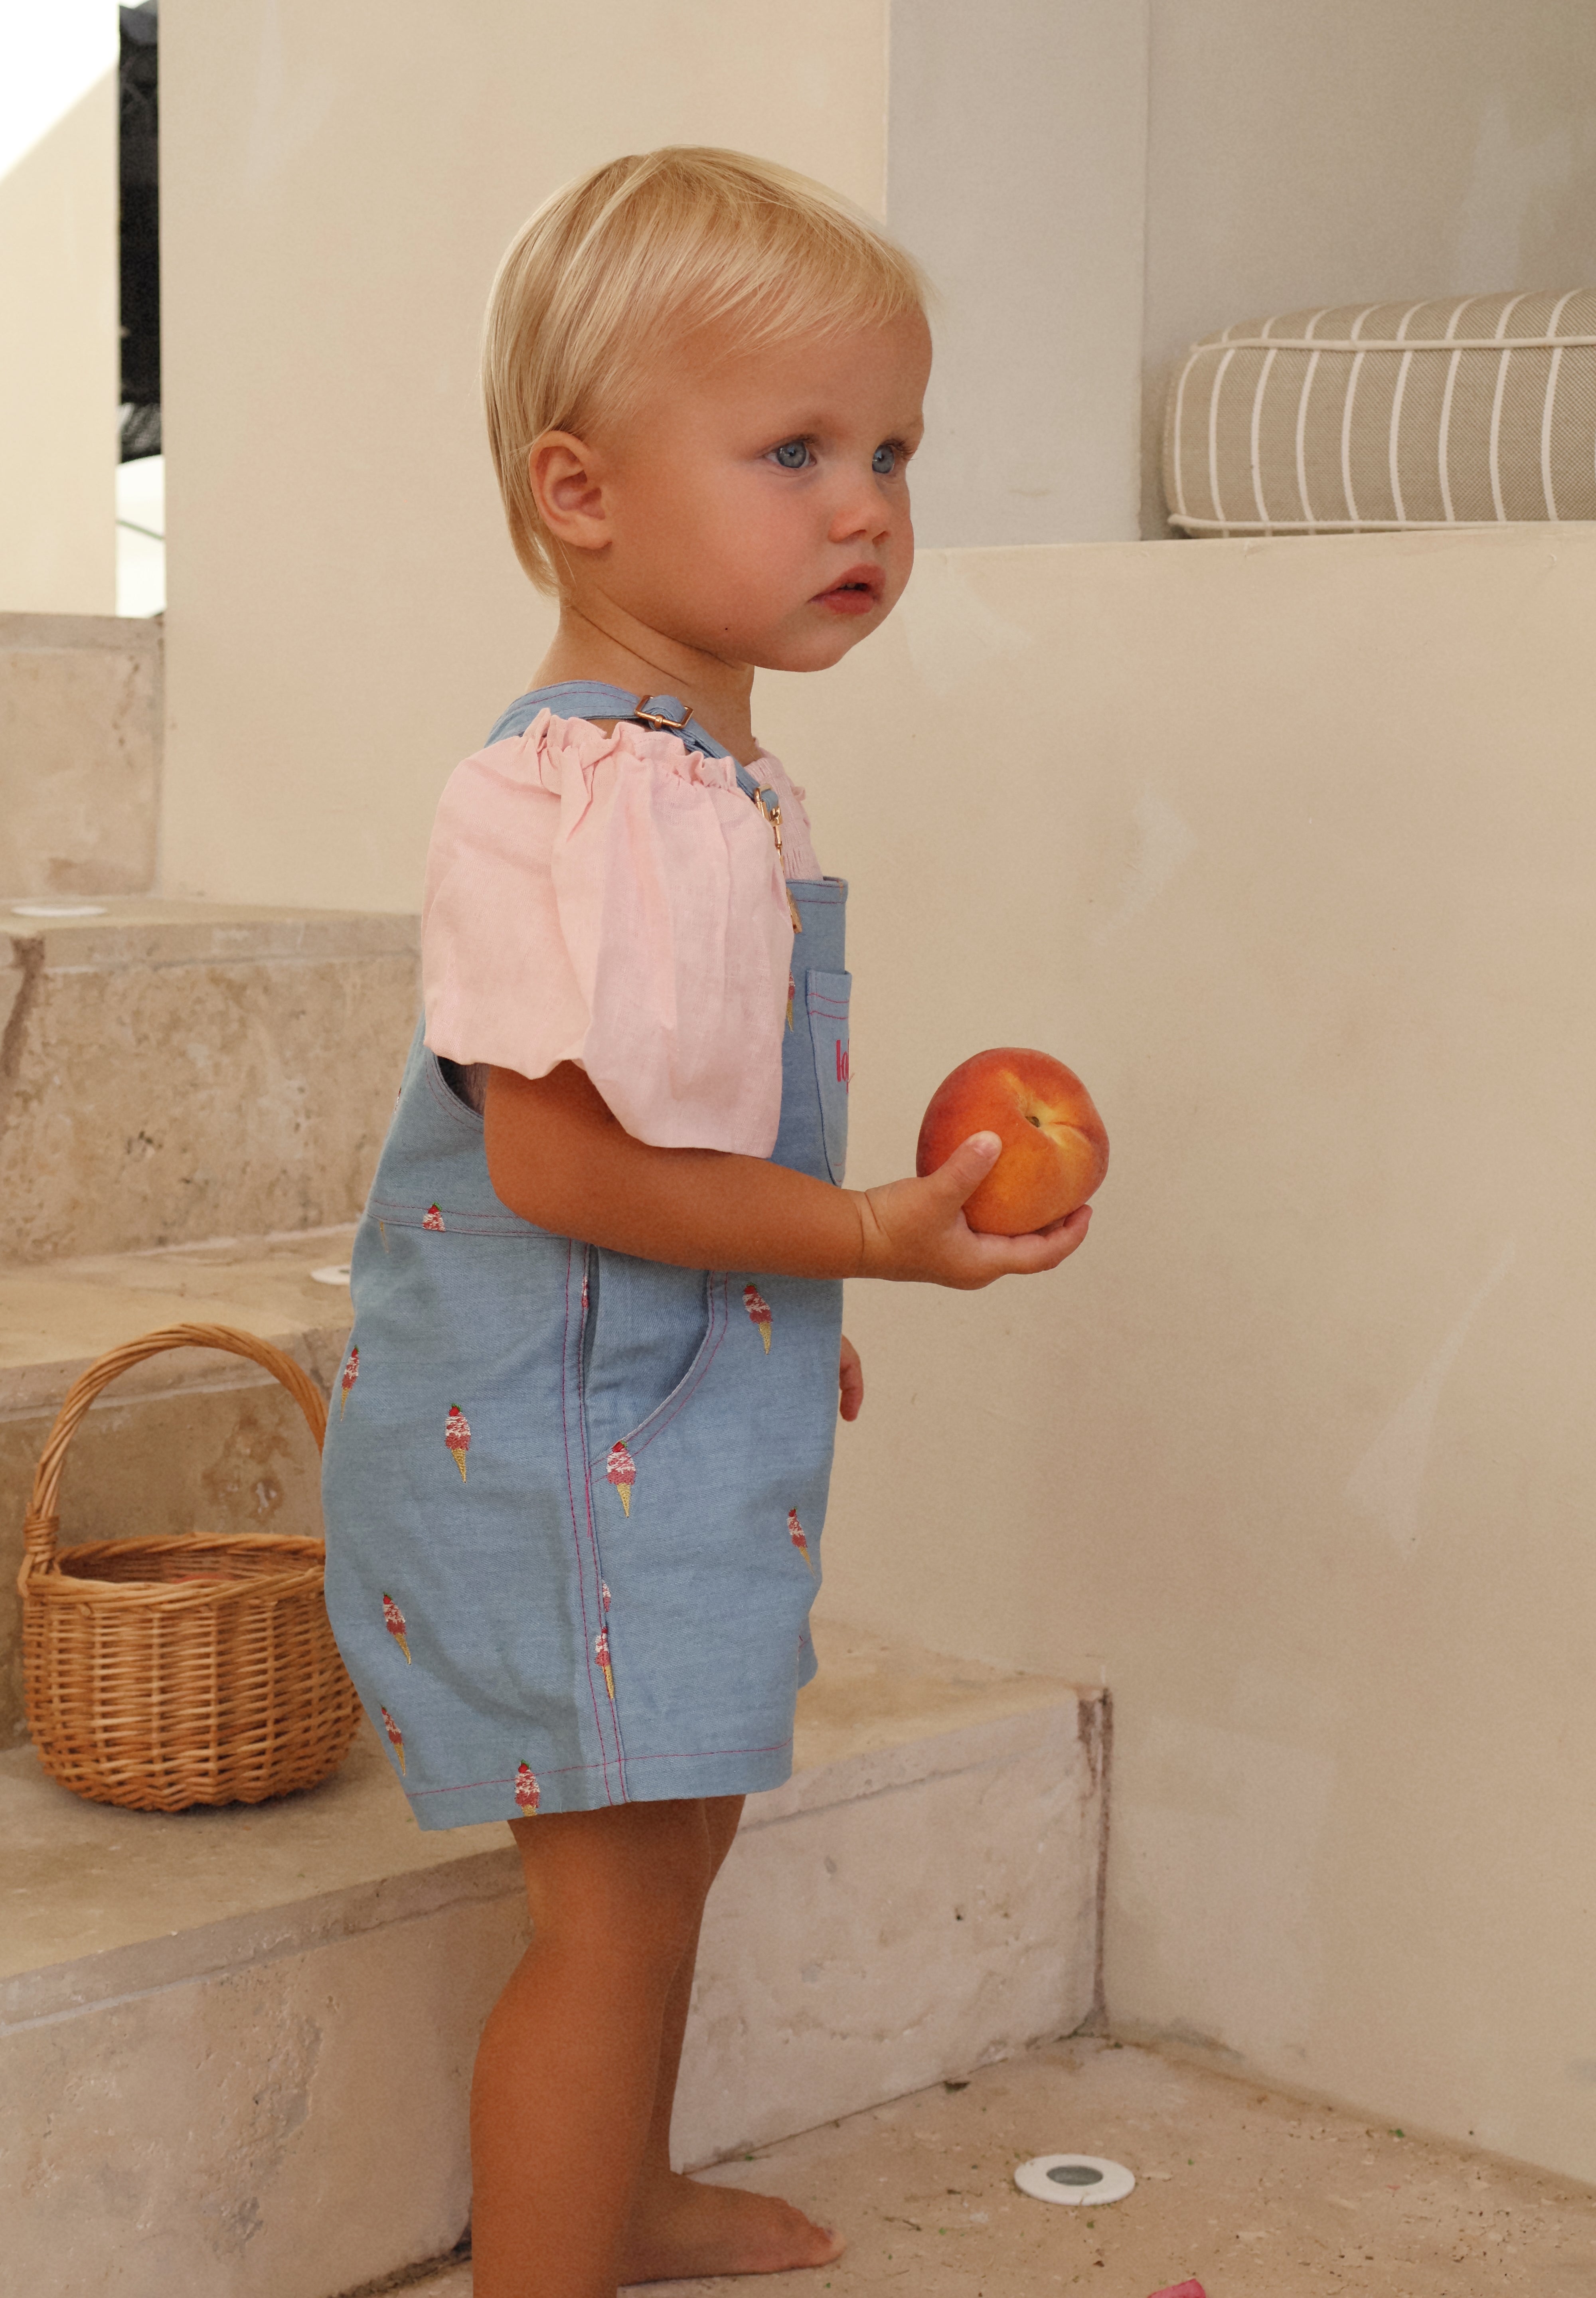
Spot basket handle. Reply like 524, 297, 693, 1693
22, 1323, 330, 1576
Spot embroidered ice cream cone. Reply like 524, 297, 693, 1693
445, 1403, 471, 1482
381, 1705, 406, 1775
595, 1628, 615, 1700
423, 1202, 445, 1232
788, 1507, 816, 1575
786, 971, 795, 1031
514, 1761, 541, 1814
743, 1283, 773, 1354
382, 1591, 411, 1663
340, 1344, 359, 1417
606, 1441, 636, 1516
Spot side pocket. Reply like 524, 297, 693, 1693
805, 969, 851, 1185
596, 1273, 733, 1523
585, 1254, 725, 1473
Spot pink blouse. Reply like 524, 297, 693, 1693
421, 709, 821, 1156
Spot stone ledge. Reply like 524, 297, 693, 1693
748, 1678, 1104, 1825
0, 612, 162, 655
0, 899, 419, 1262
0, 896, 419, 973
0, 1625, 1088, 2010
0, 1223, 358, 1412
3, 1691, 1102, 2035
2, 1847, 519, 2034
0, 1726, 506, 2028
0, 1625, 1103, 2298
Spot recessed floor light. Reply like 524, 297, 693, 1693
1014, 2154, 1136, 2206
10, 902, 109, 918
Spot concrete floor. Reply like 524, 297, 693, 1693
396, 2038, 1596, 2298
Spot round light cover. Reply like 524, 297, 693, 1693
1014, 2154, 1136, 2206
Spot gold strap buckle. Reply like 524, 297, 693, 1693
753, 785, 803, 932
632, 694, 692, 733
751, 784, 784, 849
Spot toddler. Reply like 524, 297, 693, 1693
321, 146, 1090, 2298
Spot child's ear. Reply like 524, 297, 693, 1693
529, 432, 612, 556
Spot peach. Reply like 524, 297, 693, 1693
916, 1047, 1108, 1236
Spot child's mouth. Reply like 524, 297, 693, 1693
814, 570, 881, 616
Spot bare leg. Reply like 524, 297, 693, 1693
469, 1798, 717, 2298
640, 1794, 744, 2181
618, 1795, 844, 2285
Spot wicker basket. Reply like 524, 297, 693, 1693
18, 1322, 361, 1811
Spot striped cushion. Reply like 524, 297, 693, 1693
1163, 289, 1596, 535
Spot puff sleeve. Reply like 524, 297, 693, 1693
421, 711, 795, 1155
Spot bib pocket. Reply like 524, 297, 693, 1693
805, 970, 851, 1184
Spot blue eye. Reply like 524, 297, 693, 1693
772, 439, 810, 469
872, 443, 898, 476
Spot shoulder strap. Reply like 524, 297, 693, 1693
483, 680, 762, 800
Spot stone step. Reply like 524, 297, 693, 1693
0, 1627, 1105, 2298
0, 613, 162, 901
0, 898, 417, 1263
0, 1226, 357, 1745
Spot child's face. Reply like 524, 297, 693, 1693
590, 310, 931, 674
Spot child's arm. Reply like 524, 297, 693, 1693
484, 1062, 1089, 1287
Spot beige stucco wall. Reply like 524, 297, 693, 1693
158, 0, 887, 911
887, 0, 1148, 547
0, 67, 118, 614
753, 526, 1596, 2184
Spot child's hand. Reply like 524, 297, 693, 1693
854, 1133, 1092, 1290
839, 1334, 864, 1421
484, 1067, 1084, 1287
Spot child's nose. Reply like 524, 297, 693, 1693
828, 468, 894, 542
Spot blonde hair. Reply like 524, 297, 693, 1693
483, 146, 930, 593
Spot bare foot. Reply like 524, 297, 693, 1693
619, 2171, 844, 2284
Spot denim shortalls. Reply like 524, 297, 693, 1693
322, 686, 850, 1826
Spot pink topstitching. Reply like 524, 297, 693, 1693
558, 1238, 620, 1802
575, 1249, 628, 1784
409, 1735, 795, 1798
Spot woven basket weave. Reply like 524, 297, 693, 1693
1164, 287, 1596, 536
18, 1323, 361, 1811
